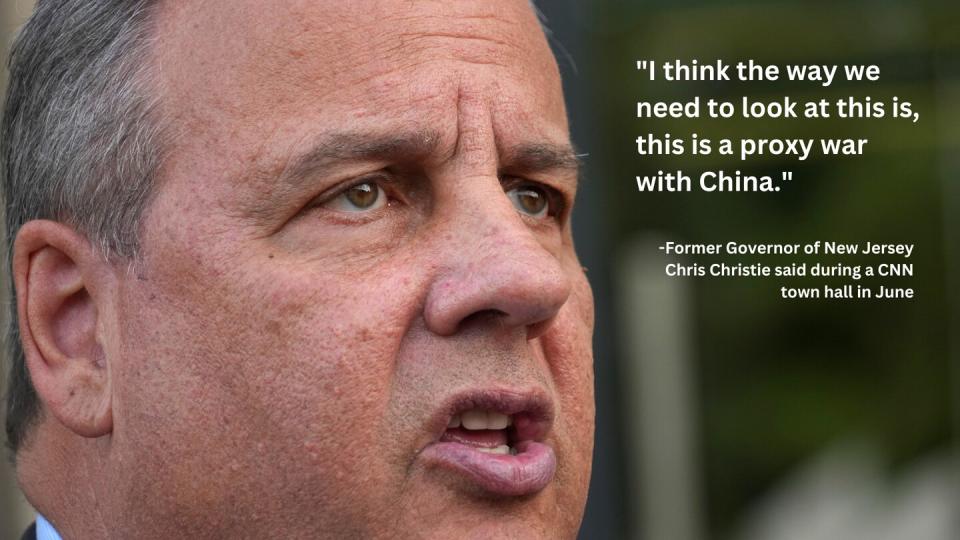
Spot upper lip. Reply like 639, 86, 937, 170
426, 387, 555, 445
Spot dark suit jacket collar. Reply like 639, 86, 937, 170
20, 522, 36, 540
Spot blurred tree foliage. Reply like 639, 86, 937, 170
577, 0, 957, 536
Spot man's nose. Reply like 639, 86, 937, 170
422, 180, 572, 340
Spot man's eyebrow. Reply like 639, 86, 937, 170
277, 130, 443, 186
501, 142, 583, 175
272, 131, 582, 190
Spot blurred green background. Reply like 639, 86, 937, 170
543, 0, 959, 539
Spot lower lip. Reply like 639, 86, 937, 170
421, 440, 556, 497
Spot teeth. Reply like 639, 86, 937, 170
456, 409, 513, 430
476, 445, 511, 455
487, 412, 510, 430
461, 409, 488, 430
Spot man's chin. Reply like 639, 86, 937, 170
391, 507, 567, 540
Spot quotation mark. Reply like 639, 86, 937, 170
776, 171, 794, 190
636, 60, 655, 80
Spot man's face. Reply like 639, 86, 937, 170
108, 0, 594, 537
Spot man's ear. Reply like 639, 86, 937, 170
14, 220, 115, 438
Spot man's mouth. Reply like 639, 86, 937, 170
419, 390, 556, 497
443, 410, 515, 455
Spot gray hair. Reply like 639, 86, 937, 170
2, 0, 164, 454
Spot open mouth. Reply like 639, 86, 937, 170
443, 410, 516, 455
420, 390, 556, 497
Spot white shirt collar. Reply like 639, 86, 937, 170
36, 515, 63, 540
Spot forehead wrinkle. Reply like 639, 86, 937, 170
397, 31, 516, 51
390, 26, 523, 70
382, 5, 525, 38
373, 6, 532, 71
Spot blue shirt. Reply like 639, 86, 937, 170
36, 515, 62, 540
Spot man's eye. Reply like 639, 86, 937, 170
326, 182, 386, 212
506, 185, 549, 218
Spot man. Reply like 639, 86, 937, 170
3, 0, 595, 537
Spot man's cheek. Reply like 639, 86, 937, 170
540, 286, 594, 388
211, 265, 420, 428
118, 278, 406, 513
